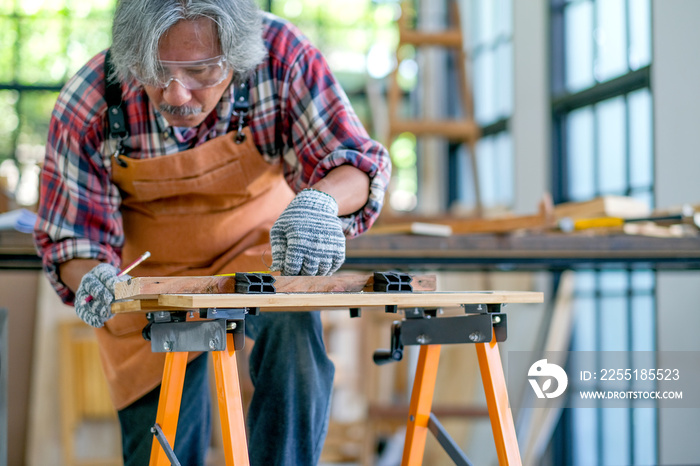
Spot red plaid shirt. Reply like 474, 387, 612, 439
34, 13, 391, 303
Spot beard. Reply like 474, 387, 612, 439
159, 104, 203, 117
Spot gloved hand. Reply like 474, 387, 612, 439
270, 188, 346, 276
74, 263, 130, 328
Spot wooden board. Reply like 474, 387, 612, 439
553, 195, 650, 219
112, 290, 543, 314
115, 273, 437, 300
372, 193, 555, 235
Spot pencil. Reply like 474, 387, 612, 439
84, 251, 151, 303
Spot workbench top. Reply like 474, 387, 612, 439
3, 229, 700, 271
345, 231, 700, 270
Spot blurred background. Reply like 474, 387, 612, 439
1, 0, 699, 465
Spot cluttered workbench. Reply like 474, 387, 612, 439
344, 195, 700, 271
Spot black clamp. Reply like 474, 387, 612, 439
235, 272, 276, 294
373, 271, 413, 293
373, 321, 404, 365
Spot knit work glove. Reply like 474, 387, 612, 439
270, 188, 346, 276
74, 263, 130, 328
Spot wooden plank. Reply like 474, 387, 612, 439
150, 290, 543, 312
367, 222, 453, 237
115, 273, 438, 300
111, 299, 170, 313
389, 119, 480, 142
373, 193, 555, 235
553, 195, 650, 219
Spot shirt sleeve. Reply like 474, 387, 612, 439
280, 41, 392, 238
33, 74, 124, 305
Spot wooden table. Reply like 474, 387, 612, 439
345, 232, 700, 270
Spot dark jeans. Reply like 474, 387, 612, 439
118, 352, 211, 466
117, 311, 335, 466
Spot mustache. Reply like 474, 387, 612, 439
159, 104, 203, 117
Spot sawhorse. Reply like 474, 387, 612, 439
113, 279, 542, 466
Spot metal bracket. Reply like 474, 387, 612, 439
151, 320, 227, 353
402, 314, 494, 345
373, 271, 413, 292
492, 313, 507, 342
151, 424, 181, 466
404, 307, 439, 319
235, 272, 276, 294
463, 303, 488, 314
203, 308, 247, 320
428, 413, 474, 466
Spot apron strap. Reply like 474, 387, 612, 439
233, 81, 250, 144
104, 49, 129, 167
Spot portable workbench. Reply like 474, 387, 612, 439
112, 272, 543, 466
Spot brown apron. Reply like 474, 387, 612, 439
98, 128, 294, 409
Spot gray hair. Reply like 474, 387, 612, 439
110, 0, 266, 84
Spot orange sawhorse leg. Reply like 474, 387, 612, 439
150, 351, 189, 466
476, 332, 522, 465
211, 332, 249, 466
401, 344, 442, 466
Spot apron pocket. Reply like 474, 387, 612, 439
132, 159, 248, 201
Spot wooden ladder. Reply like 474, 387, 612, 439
388, 0, 483, 214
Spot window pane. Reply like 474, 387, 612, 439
18, 91, 58, 156
628, 88, 653, 190
0, 91, 20, 160
67, 18, 113, 77
596, 96, 626, 194
595, 0, 627, 81
452, 145, 476, 206
495, 0, 512, 37
477, 132, 513, 208
571, 296, 597, 351
633, 408, 657, 464
565, 0, 594, 92
628, 0, 652, 69
476, 135, 496, 206
0, 19, 17, 82
18, 18, 67, 84
496, 41, 513, 118
473, 49, 496, 124
631, 270, 654, 291
495, 131, 513, 206
473, 0, 496, 46
575, 270, 597, 294
602, 408, 631, 464
600, 295, 629, 351
570, 403, 598, 466
599, 270, 628, 293
631, 295, 654, 351
567, 106, 595, 200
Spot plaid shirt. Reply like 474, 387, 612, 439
34, 13, 391, 304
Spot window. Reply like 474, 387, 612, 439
458, 0, 514, 211
0, 0, 114, 206
550, 0, 655, 464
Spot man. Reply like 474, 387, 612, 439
34, 0, 391, 464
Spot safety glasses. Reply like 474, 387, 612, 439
131, 55, 230, 90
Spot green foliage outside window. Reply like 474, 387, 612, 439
1, 0, 396, 206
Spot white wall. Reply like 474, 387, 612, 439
512, 0, 550, 214
652, 0, 700, 463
